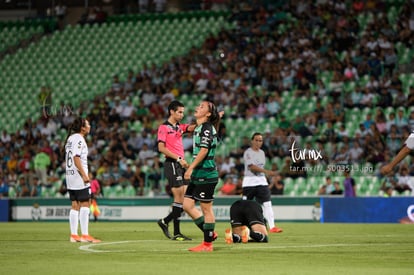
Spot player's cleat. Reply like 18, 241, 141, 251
188, 242, 213, 252
224, 228, 233, 244
171, 233, 192, 241
241, 226, 249, 243
269, 227, 283, 233
157, 219, 171, 239
70, 234, 81, 243
80, 235, 101, 243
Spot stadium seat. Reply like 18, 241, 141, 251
123, 185, 136, 197
294, 177, 307, 196
41, 186, 56, 198
357, 179, 369, 196
358, 74, 370, 87
306, 176, 321, 195
102, 186, 116, 198
283, 177, 295, 196
399, 72, 414, 93
271, 157, 284, 169
343, 81, 356, 93
8, 187, 17, 198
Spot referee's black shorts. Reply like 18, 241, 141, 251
164, 160, 187, 188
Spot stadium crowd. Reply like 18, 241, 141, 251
1, 0, 414, 198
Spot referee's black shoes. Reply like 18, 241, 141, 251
157, 219, 171, 239
171, 233, 192, 241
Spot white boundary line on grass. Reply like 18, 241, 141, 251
79, 240, 161, 253
79, 240, 395, 253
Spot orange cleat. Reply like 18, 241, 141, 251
80, 235, 101, 243
241, 226, 249, 243
70, 234, 81, 243
188, 242, 213, 252
269, 227, 283, 233
224, 228, 233, 244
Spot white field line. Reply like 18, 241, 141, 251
79, 240, 396, 253
79, 240, 163, 253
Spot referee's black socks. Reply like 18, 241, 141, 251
163, 202, 182, 225
172, 204, 183, 235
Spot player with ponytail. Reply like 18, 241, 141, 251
64, 117, 101, 243
183, 100, 221, 252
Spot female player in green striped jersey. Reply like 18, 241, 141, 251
183, 100, 221, 252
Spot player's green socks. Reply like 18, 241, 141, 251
194, 216, 204, 231
203, 223, 215, 243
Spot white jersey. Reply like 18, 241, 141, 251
406, 177, 414, 196
405, 133, 414, 150
400, 133, 414, 196
65, 133, 89, 190
242, 147, 268, 187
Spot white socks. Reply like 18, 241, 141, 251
70, 207, 91, 236
79, 207, 90, 236
69, 209, 79, 235
263, 201, 275, 229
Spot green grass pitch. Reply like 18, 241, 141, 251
1, 221, 413, 275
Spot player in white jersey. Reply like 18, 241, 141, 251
382, 132, 414, 176
382, 133, 414, 224
381, 131, 414, 194
382, 132, 414, 195
64, 117, 100, 243
242, 132, 283, 233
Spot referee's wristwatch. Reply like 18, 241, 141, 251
177, 156, 182, 162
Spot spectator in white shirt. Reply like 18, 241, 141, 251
120, 99, 136, 121
349, 140, 364, 163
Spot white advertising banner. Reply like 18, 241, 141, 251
12, 204, 315, 221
